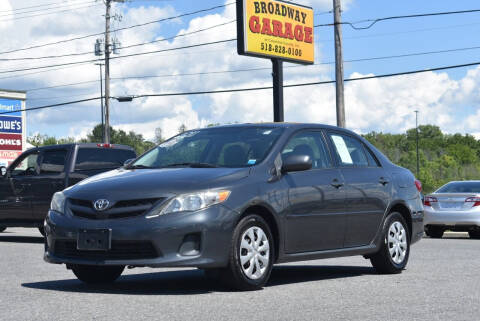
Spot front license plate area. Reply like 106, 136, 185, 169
77, 229, 111, 251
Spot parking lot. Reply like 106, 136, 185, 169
0, 228, 478, 321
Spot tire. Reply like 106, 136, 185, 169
370, 212, 410, 274
468, 231, 480, 239
425, 226, 444, 238
71, 265, 125, 284
38, 227, 45, 236
219, 214, 275, 291
0, 227, 6, 233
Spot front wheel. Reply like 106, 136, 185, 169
220, 214, 275, 291
370, 212, 410, 274
71, 265, 125, 284
0, 227, 6, 233
469, 230, 480, 239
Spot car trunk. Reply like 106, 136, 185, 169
430, 193, 480, 211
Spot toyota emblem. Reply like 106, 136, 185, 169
93, 199, 110, 211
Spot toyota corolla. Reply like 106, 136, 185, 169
44, 123, 424, 290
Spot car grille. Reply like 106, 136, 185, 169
68, 197, 165, 220
53, 240, 159, 260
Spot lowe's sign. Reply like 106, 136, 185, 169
0, 93, 26, 167
0, 116, 22, 134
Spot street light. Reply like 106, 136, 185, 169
114, 96, 134, 102
415, 110, 419, 177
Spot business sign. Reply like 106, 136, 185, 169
0, 116, 22, 134
237, 0, 314, 64
0, 98, 22, 116
0, 133, 22, 150
0, 93, 26, 167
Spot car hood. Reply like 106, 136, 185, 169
65, 167, 250, 200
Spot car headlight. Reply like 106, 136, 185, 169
147, 190, 231, 218
51, 192, 66, 215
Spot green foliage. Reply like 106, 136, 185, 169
363, 125, 480, 193
28, 124, 155, 156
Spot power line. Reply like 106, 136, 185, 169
0, 3, 102, 22
5, 61, 480, 115
0, 20, 236, 61
0, 2, 234, 56
343, 8, 480, 30
0, 0, 97, 17
21, 44, 480, 92
0, 0, 94, 13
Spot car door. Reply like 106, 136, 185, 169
326, 131, 391, 247
0, 151, 40, 222
282, 130, 347, 253
30, 148, 69, 220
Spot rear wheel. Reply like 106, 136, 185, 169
468, 231, 480, 239
0, 227, 6, 233
217, 214, 274, 291
71, 265, 124, 284
425, 226, 444, 238
370, 212, 410, 274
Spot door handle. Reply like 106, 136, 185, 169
20, 183, 31, 188
379, 177, 389, 185
331, 179, 344, 189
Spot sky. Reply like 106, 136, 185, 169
1, 0, 480, 141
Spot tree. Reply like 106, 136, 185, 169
154, 127, 164, 144
178, 124, 187, 133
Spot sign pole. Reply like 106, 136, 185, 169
272, 58, 284, 122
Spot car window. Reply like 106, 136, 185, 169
364, 145, 380, 167
329, 133, 369, 167
132, 127, 284, 168
11, 152, 39, 176
436, 181, 480, 193
75, 148, 136, 171
40, 150, 68, 174
281, 131, 332, 169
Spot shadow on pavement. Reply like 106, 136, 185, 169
0, 234, 44, 244
22, 265, 375, 295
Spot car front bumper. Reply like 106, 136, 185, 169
44, 204, 238, 268
424, 207, 480, 228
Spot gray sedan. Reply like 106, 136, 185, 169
424, 181, 480, 239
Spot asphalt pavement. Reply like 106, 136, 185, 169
0, 228, 478, 321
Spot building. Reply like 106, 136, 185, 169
0, 89, 26, 167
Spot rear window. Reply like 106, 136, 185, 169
436, 182, 480, 193
75, 148, 136, 171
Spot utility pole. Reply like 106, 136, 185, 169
272, 59, 284, 122
95, 63, 105, 143
415, 110, 420, 177
333, 0, 345, 128
104, 0, 111, 144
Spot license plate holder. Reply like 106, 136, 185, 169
77, 229, 111, 251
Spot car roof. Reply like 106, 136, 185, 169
204, 122, 358, 134
29, 143, 135, 151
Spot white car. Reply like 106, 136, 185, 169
424, 181, 480, 239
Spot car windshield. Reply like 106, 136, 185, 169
435, 181, 480, 193
130, 126, 284, 168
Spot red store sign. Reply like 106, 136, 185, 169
0, 133, 22, 150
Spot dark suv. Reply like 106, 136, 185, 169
44, 124, 423, 290
0, 143, 136, 235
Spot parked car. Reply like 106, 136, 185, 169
424, 180, 480, 239
44, 124, 423, 290
0, 143, 136, 235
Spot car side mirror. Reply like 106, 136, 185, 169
123, 158, 135, 167
0, 166, 7, 177
281, 155, 312, 173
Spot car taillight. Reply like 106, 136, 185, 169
424, 196, 437, 207
465, 197, 480, 207
97, 143, 113, 148
414, 179, 422, 192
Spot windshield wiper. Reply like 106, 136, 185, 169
163, 162, 219, 168
128, 164, 153, 169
